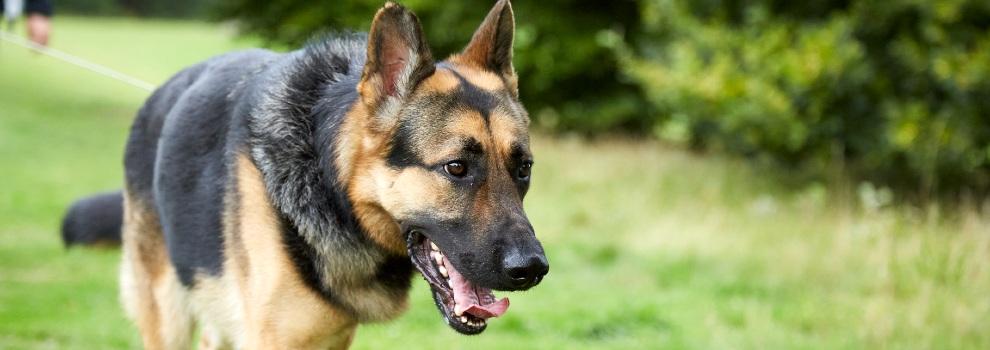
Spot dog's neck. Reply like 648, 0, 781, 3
332, 99, 410, 255
245, 40, 414, 322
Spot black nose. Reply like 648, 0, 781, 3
502, 250, 549, 289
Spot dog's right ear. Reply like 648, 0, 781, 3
358, 2, 435, 109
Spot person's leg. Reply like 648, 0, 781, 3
24, 0, 52, 46
25, 13, 49, 45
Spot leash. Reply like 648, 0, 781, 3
0, 30, 155, 92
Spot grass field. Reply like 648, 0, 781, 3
2, 17, 990, 349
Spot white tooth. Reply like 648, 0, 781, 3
430, 242, 439, 251
454, 306, 463, 316
438, 265, 448, 278
460, 316, 468, 323
432, 252, 443, 265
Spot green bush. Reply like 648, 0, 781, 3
56, 0, 214, 17
53, 0, 121, 15
618, 0, 990, 196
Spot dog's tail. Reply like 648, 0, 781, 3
61, 190, 124, 247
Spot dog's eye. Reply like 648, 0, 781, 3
444, 161, 468, 177
517, 161, 533, 180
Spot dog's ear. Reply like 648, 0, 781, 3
359, 2, 435, 106
459, 0, 516, 92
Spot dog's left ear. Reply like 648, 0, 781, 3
459, 0, 517, 93
359, 2, 435, 107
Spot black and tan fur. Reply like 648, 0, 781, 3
61, 1, 549, 349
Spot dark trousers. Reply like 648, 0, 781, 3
3, 0, 55, 17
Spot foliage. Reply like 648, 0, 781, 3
55, 0, 215, 17
617, 0, 990, 196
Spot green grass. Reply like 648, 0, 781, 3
2, 17, 989, 349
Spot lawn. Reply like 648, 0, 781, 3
1, 17, 989, 350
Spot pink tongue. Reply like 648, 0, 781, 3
443, 256, 510, 319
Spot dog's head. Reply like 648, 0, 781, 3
342, 0, 548, 334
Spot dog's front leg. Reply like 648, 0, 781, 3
240, 290, 357, 350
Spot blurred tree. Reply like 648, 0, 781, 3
55, 0, 121, 15
57, 0, 215, 17
211, 0, 651, 134
619, 0, 990, 197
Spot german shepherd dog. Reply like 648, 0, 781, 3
61, 1, 549, 348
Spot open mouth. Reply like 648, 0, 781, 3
407, 231, 509, 335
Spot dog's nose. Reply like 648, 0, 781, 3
502, 250, 549, 288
